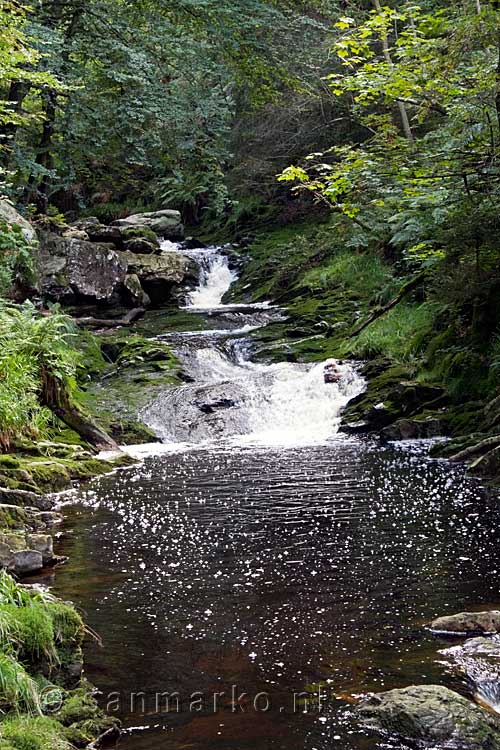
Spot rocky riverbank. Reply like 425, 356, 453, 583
2, 203, 500, 749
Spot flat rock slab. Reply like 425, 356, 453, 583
431, 611, 500, 635
356, 684, 500, 749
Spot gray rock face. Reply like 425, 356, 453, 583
143, 381, 247, 443
26, 533, 54, 564
38, 231, 195, 307
12, 549, 43, 575
431, 611, 500, 635
38, 232, 128, 302
123, 238, 158, 255
83, 224, 123, 246
0, 199, 37, 244
120, 250, 197, 305
123, 274, 151, 307
0, 542, 15, 570
0, 487, 55, 511
356, 684, 500, 749
113, 209, 184, 238
34, 511, 63, 527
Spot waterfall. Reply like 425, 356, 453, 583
141, 243, 366, 448
160, 240, 238, 308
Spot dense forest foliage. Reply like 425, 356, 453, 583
0, 0, 342, 221
1, 0, 500, 458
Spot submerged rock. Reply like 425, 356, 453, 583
431, 611, 500, 635
356, 684, 500, 749
380, 415, 445, 440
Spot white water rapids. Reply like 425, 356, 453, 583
137, 242, 365, 449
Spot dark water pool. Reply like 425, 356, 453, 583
45, 438, 500, 749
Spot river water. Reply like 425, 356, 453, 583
49, 244, 500, 749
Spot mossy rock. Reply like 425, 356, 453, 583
356, 684, 500, 750
0, 506, 28, 532
57, 682, 121, 746
121, 225, 159, 246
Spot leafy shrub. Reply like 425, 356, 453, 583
0, 302, 81, 450
0, 222, 35, 296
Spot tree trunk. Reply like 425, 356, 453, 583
50, 403, 119, 452
39, 369, 119, 452
24, 89, 58, 212
372, 0, 414, 143
0, 81, 31, 167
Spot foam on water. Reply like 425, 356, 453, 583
147, 242, 365, 447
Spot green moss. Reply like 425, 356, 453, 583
121, 225, 159, 245
0, 716, 71, 750
1, 604, 57, 665
47, 603, 84, 646
0, 508, 28, 532
57, 685, 101, 726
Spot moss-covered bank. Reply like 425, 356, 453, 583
0, 571, 120, 749
227, 220, 500, 484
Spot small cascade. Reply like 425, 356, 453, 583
160, 240, 238, 309
142, 349, 364, 447
440, 637, 500, 714
146, 241, 365, 448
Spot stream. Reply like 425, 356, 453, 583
44, 244, 500, 749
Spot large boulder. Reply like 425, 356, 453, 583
38, 232, 128, 303
26, 533, 54, 564
119, 250, 197, 305
113, 209, 184, 239
83, 224, 123, 246
356, 684, 500, 749
12, 549, 43, 575
0, 199, 37, 244
431, 611, 500, 635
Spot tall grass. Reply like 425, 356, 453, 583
0, 652, 42, 714
348, 303, 438, 362
302, 251, 392, 299
0, 571, 55, 608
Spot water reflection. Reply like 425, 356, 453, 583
49, 439, 500, 749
